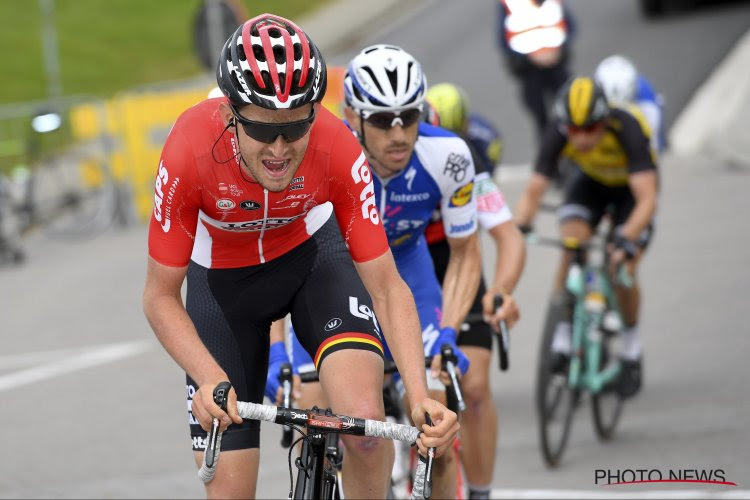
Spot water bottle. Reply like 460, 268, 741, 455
566, 263, 584, 296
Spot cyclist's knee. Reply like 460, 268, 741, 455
340, 425, 387, 457
462, 375, 491, 408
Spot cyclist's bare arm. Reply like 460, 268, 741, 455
143, 257, 242, 431
440, 232, 481, 330
354, 249, 459, 457
621, 170, 658, 241
515, 172, 550, 226
482, 220, 526, 328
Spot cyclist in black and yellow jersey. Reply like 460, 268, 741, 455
515, 76, 659, 397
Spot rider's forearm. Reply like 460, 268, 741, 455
514, 172, 549, 225
441, 232, 481, 329
371, 282, 429, 407
488, 221, 526, 294
143, 294, 225, 386
621, 196, 656, 242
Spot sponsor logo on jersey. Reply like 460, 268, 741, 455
389, 191, 430, 203
350, 153, 379, 225
449, 219, 476, 233
477, 191, 506, 213
291, 176, 304, 185
349, 296, 382, 338
289, 184, 304, 191
192, 435, 207, 450
405, 166, 417, 190
276, 193, 310, 203
216, 198, 235, 210
153, 161, 178, 233
391, 233, 412, 247
444, 153, 470, 183
214, 213, 305, 232
324, 318, 343, 331
449, 182, 474, 207
240, 200, 261, 210
272, 202, 300, 210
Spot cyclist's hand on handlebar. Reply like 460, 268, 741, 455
412, 398, 459, 458
191, 380, 242, 433
429, 327, 470, 380
272, 374, 302, 406
265, 341, 299, 404
482, 289, 520, 331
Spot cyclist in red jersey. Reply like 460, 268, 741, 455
142, 14, 458, 499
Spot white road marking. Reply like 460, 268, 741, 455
0, 340, 153, 392
490, 489, 748, 499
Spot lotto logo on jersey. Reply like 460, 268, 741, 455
153, 161, 179, 233
350, 153, 379, 225
449, 182, 474, 207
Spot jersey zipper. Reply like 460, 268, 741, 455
258, 188, 268, 263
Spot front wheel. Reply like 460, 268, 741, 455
536, 294, 578, 467
591, 334, 625, 440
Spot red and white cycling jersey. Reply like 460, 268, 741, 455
148, 98, 388, 268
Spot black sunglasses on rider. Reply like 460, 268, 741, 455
364, 108, 422, 130
231, 105, 316, 143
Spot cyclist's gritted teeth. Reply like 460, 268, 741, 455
262, 158, 290, 178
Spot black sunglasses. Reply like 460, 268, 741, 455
231, 105, 316, 143
364, 108, 422, 130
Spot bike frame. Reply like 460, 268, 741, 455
565, 250, 624, 393
294, 409, 342, 500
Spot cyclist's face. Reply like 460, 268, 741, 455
344, 107, 419, 177
567, 123, 605, 152
222, 103, 315, 193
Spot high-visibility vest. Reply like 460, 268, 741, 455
501, 0, 568, 56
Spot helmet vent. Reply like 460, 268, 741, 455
362, 66, 385, 96
269, 27, 281, 38
385, 68, 398, 95
291, 69, 302, 93
293, 43, 302, 60
273, 45, 285, 64
405, 62, 413, 92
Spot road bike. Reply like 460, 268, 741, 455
531, 230, 633, 467
199, 382, 435, 499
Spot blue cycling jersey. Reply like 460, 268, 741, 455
289, 122, 478, 374
635, 75, 666, 151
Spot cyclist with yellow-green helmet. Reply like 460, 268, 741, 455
426, 82, 526, 500
515, 76, 659, 398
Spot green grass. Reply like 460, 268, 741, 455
0, 0, 332, 104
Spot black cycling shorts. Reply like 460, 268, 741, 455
557, 167, 654, 248
428, 239, 493, 351
185, 217, 384, 451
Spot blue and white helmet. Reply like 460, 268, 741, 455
344, 44, 427, 115
595, 55, 638, 104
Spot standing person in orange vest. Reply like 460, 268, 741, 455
497, 0, 576, 142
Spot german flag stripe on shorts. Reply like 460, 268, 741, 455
314, 332, 384, 371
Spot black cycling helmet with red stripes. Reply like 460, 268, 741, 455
216, 13, 327, 110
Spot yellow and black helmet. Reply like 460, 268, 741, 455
554, 76, 610, 128
425, 83, 470, 133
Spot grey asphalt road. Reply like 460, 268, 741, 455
2, 1, 750, 498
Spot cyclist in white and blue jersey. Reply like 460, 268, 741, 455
268, 44, 482, 499
595, 55, 667, 152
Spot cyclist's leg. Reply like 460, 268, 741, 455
289, 324, 328, 410
457, 280, 496, 497
291, 218, 391, 498
552, 170, 602, 357
185, 239, 315, 498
